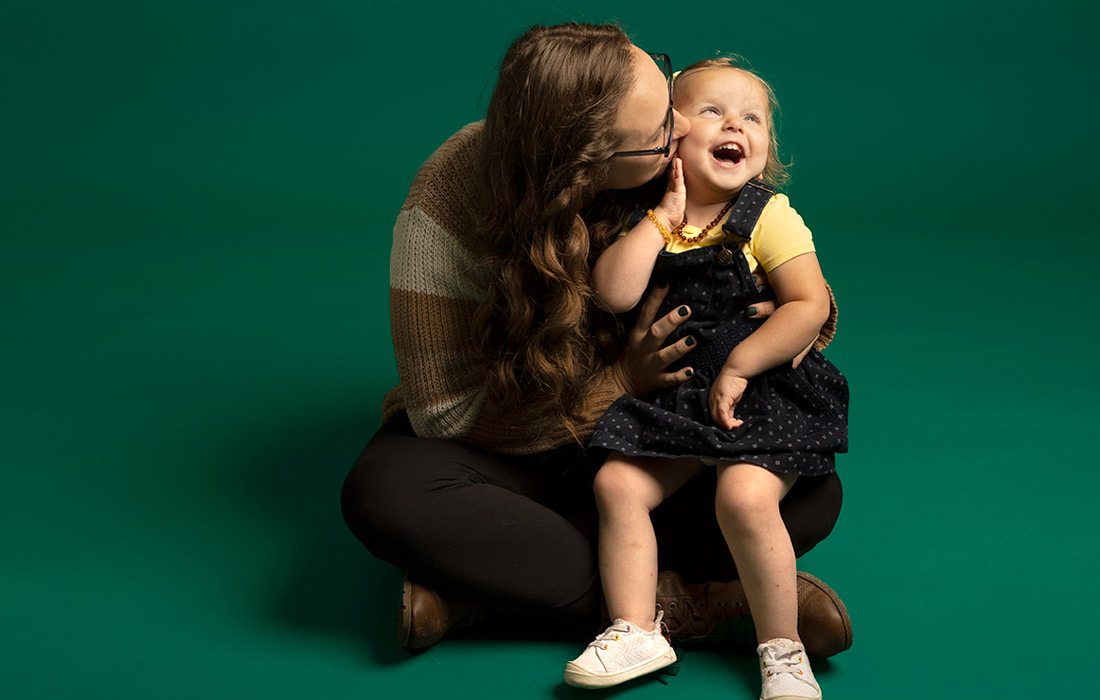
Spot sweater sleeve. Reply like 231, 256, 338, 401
383, 123, 628, 455
385, 124, 491, 441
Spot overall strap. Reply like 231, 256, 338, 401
720, 180, 775, 242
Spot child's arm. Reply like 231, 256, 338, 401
592, 159, 685, 313
710, 253, 831, 429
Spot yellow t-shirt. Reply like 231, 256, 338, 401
665, 194, 814, 273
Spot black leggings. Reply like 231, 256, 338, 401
341, 414, 842, 629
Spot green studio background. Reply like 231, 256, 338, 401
3, 1, 1098, 698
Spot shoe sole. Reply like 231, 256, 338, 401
563, 648, 677, 689
397, 574, 414, 649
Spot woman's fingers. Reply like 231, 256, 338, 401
619, 287, 698, 396
746, 300, 777, 318
748, 269, 774, 320
654, 365, 694, 389
634, 283, 669, 333
747, 271, 774, 320
655, 334, 695, 368
648, 304, 692, 346
751, 270, 769, 291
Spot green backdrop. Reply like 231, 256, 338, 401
4, 1, 1099, 698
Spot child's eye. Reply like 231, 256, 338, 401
702, 106, 720, 115
745, 113, 762, 123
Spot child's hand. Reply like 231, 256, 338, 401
710, 367, 748, 430
653, 157, 686, 231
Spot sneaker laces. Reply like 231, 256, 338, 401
588, 611, 665, 650
760, 643, 809, 681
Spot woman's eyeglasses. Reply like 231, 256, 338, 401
609, 53, 674, 159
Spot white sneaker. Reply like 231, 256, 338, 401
758, 638, 822, 700
563, 611, 677, 688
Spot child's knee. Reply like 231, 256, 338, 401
593, 459, 652, 509
593, 460, 632, 501
716, 490, 771, 528
715, 468, 786, 528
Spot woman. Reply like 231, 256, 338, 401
341, 22, 850, 656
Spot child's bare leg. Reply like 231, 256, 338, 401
564, 455, 698, 689
714, 463, 798, 643
595, 454, 702, 630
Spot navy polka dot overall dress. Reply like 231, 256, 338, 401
590, 181, 849, 476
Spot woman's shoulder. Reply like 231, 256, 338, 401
404, 122, 485, 211
396, 122, 489, 257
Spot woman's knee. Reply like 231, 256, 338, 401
781, 472, 843, 556
340, 438, 426, 547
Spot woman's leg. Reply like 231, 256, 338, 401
593, 454, 702, 629
714, 463, 798, 643
340, 415, 600, 626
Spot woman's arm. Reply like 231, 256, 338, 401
710, 252, 831, 429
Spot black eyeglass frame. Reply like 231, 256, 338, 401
608, 53, 674, 159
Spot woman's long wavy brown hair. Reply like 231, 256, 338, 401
476, 23, 637, 441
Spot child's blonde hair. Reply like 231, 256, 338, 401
674, 57, 789, 187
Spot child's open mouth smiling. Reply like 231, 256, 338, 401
712, 142, 745, 165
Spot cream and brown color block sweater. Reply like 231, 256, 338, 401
383, 122, 628, 455
383, 122, 837, 456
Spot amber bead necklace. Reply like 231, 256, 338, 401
672, 198, 735, 244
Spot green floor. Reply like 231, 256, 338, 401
5, 1, 1100, 698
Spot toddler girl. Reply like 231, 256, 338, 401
563, 59, 848, 700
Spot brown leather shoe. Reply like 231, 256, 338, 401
655, 570, 853, 657
397, 575, 482, 650
795, 571, 852, 658
656, 570, 749, 640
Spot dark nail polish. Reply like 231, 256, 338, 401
746, 306, 758, 317
677, 306, 689, 317
685, 369, 694, 377
685, 336, 696, 347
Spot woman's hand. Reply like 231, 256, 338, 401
612, 284, 695, 397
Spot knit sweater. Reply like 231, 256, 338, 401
383, 121, 837, 456
383, 122, 627, 454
